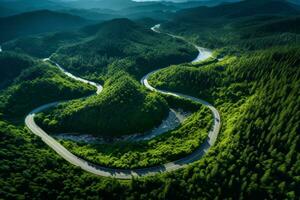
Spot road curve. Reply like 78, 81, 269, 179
24, 25, 221, 179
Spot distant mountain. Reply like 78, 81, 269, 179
80, 18, 139, 36
0, 0, 243, 20
0, 0, 66, 14
0, 10, 90, 43
53, 0, 242, 11
289, 0, 300, 5
59, 9, 121, 21
0, 6, 18, 17
61, 0, 138, 10
163, 0, 300, 50
164, 0, 241, 8
174, 0, 299, 20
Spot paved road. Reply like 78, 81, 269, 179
24, 25, 221, 179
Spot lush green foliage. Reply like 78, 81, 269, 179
148, 46, 300, 199
36, 72, 169, 137
51, 18, 197, 79
0, 120, 131, 200
59, 105, 212, 169
4, 18, 197, 80
0, 52, 34, 89
0, 53, 94, 120
3, 31, 84, 58
163, 0, 300, 51
1, 0, 300, 199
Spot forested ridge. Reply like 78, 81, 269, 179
0, 9, 90, 43
4, 18, 197, 80
148, 44, 300, 200
0, 52, 94, 121
162, 0, 300, 53
51, 18, 197, 79
35, 71, 170, 137
0, 0, 299, 199
23, 18, 200, 138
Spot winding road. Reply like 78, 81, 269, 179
24, 25, 221, 179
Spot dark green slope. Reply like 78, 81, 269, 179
59, 9, 121, 21
0, 52, 34, 89
175, 0, 299, 20
0, 10, 90, 43
2, 31, 84, 58
51, 18, 197, 78
0, 0, 66, 15
0, 6, 17, 17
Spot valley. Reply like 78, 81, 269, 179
23, 26, 220, 177
0, 0, 299, 199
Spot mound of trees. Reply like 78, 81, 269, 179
36, 72, 169, 137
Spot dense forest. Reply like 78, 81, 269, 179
148, 44, 300, 200
54, 104, 212, 169
0, 0, 299, 199
0, 52, 94, 121
35, 71, 169, 137
162, 0, 300, 52
3, 18, 197, 80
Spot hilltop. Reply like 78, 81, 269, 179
0, 10, 90, 43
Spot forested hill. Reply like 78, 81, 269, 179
50, 18, 197, 79
162, 0, 300, 51
140, 0, 300, 198
0, 52, 94, 120
35, 71, 169, 137
0, 0, 299, 199
0, 10, 90, 43
174, 0, 299, 19
3, 18, 197, 79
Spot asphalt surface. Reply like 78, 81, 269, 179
24, 25, 221, 179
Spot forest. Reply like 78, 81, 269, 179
35, 71, 170, 137
0, 52, 94, 121
3, 18, 197, 80
148, 43, 300, 200
59, 105, 212, 169
0, 0, 299, 199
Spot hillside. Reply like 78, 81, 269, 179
0, 6, 17, 17
174, 0, 299, 20
148, 45, 300, 199
3, 31, 84, 58
0, 10, 90, 43
162, 0, 300, 51
59, 8, 121, 21
51, 18, 197, 78
0, 52, 34, 89
140, 0, 300, 198
0, 52, 94, 120
0, 0, 299, 199
3, 18, 197, 77
36, 72, 169, 137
